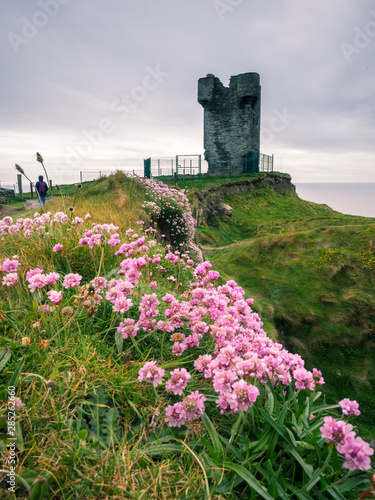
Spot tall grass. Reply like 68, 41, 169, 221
0, 172, 373, 499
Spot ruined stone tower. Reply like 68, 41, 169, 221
198, 72, 261, 176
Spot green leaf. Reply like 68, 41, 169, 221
224, 462, 275, 500
325, 486, 346, 500
260, 408, 291, 444
0, 347, 12, 372
140, 442, 185, 457
9, 357, 25, 387
202, 413, 223, 462
288, 447, 314, 479
77, 429, 88, 440
29, 476, 48, 500
15, 421, 24, 452
115, 328, 123, 354
125, 397, 144, 421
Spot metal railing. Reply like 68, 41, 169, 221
145, 151, 273, 179
259, 153, 274, 172
144, 155, 207, 180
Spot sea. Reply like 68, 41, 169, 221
1, 173, 375, 219
294, 183, 375, 219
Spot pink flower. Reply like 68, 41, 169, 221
138, 361, 165, 387
92, 276, 107, 291
181, 391, 206, 420
149, 281, 157, 289
166, 368, 191, 395
2, 273, 19, 287
44, 272, 60, 285
47, 290, 62, 304
231, 380, 260, 411
293, 368, 315, 391
320, 416, 355, 446
108, 234, 121, 246
340, 436, 374, 471
53, 212, 68, 224
165, 402, 187, 427
194, 355, 213, 373
339, 398, 361, 416
63, 273, 82, 288
213, 369, 238, 394
312, 367, 325, 386
53, 243, 64, 252
2, 258, 20, 273
172, 342, 187, 356
112, 296, 133, 314
117, 318, 139, 339
27, 273, 46, 292
206, 270, 219, 281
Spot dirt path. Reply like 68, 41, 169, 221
200, 241, 244, 251
24, 197, 54, 209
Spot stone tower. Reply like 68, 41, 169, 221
198, 72, 261, 175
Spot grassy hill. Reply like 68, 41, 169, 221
0, 171, 374, 499
184, 173, 375, 438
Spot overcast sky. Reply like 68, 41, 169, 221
0, 0, 374, 187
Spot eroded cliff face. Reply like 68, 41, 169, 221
191, 173, 296, 224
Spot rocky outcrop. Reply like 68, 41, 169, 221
191, 173, 296, 225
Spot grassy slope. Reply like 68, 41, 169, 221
191, 176, 375, 438
0, 174, 213, 499
1, 172, 374, 498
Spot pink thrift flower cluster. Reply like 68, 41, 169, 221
2, 272, 19, 287
134, 175, 201, 258
138, 361, 165, 387
79, 223, 120, 248
137, 293, 160, 332
62, 273, 82, 288
0, 212, 53, 237
53, 243, 64, 252
1, 256, 20, 287
2, 257, 20, 273
54, 212, 69, 224
339, 398, 361, 416
105, 278, 134, 313
165, 391, 206, 427
166, 368, 191, 395
320, 416, 373, 471
117, 318, 139, 339
26, 269, 60, 292
47, 289, 62, 304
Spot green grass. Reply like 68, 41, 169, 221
195, 181, 375, 439
161, 171, 268, 191
1, 171, 374, 498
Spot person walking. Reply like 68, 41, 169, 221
35, 175, 48, 206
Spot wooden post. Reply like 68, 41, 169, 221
174, 172, 177, 186
17, 174, 23, 200
49, 180, 52, 192
30, 182, 34, 198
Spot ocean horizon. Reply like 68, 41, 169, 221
294, 182, 375, 219
1, 174, 375, 220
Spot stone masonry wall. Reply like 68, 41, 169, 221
198, 72, 261, 176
